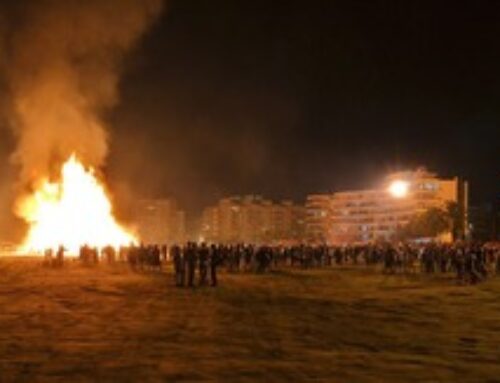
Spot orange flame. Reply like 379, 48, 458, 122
18, 155, 136, 255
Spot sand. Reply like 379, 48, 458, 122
0, 257, 499, 382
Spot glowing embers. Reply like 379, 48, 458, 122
18, 155, 136, 255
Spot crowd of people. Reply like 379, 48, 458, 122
42, 241, 500, 286
163, 242, 500, 285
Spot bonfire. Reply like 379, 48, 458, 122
18, 155, 136, 255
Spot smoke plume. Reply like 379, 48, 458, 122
0, 0, 163, 193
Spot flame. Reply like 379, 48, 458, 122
18, 155, 136, 255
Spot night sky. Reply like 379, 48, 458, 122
4, 0, 500, 218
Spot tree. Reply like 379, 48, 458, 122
397, 207, 451, 240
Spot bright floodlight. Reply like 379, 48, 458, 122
388, 180, 409, 198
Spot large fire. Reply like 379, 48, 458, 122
18, 155, 136, 255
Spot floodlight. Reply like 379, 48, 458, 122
388, 180, 409, 198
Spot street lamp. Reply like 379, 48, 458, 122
388, 180, 409, 198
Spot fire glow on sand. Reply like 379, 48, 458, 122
17, 155, 136, 255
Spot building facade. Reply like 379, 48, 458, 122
134, 199, 185, 245
306, 168, 468, 244
201, 195, 305, 244
305, 194, 332, 243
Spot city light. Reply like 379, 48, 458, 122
388, 180, 409, 198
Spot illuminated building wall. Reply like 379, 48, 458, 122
202, 169, 467, 245
201, 206, 220, 243
272, 200, 306, 243
134, 199, 186, 244
305, 194, 332, 243
201, 196, 305, 244
307, 168, 468, 244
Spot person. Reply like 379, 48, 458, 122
171, 245, 183, 287
210, 244, 220, 287
255, 246, 266, 273
383, 246, 395, 273
119, 246, 128, 263
102, 245, 116, 264
244, 245, 253, 271
128, 246, 138, 270
186, 242, 197, 287
198, 243, 209, 286
79, 245, 88, 265
422, 246, 435, 274
334, 247, 343, 265
152, 245, 161, 271
91, 247, 99, 265
56, 245, 65, 267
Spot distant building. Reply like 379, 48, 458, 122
272, 200, 306, 243
201, 195, 305, 244
134, 199, 185, 244
305, 194, 332, 243
305, 168, 468, 244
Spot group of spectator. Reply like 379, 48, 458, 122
42, 241, 500, 286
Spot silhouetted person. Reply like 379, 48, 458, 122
198, 243, 209, 286
161, 244, 168, 262
172, 245, 183, 287
210, 245, 220, 287
56, 245, 65, 267
186, 243, 197, 287
152, 245, 161, 271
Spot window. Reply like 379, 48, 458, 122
424, 182, 438, 191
